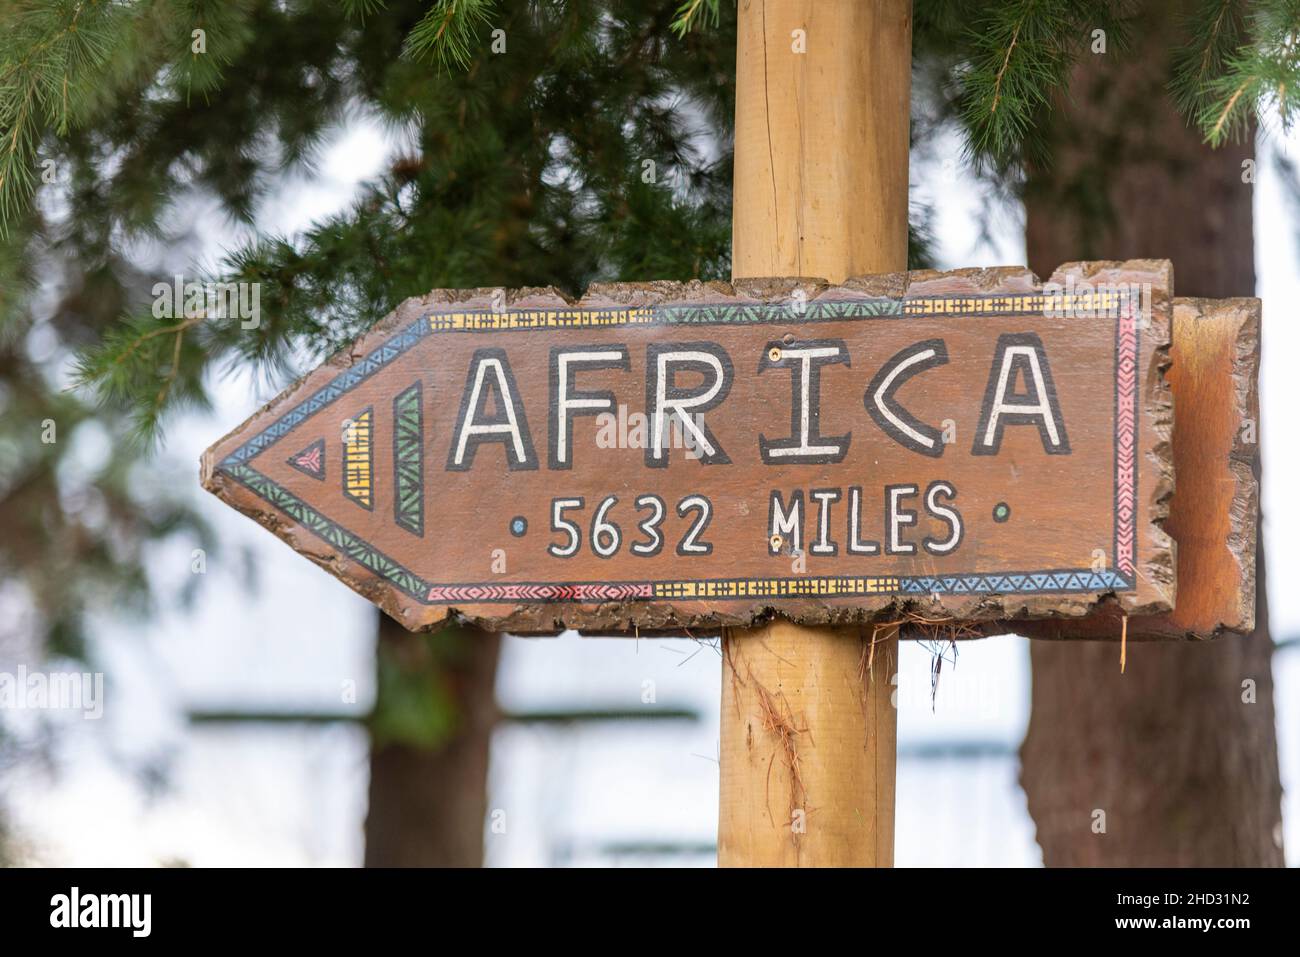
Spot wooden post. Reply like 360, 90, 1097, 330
719, 0, 911, 867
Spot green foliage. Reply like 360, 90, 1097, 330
0, 328, 212, 654
948, 1, 1133, 169
671, 0, 720, 38
946, 0, 1298, 161
1169, 0, 1249, 120
0, 0, 125, 230
1196, 0, 1300, 144
5, 2, 1299, 242
339, 0, 387, 19
403, 0, 499, 71
64, 0, 738, 444
165, 0, 260, 100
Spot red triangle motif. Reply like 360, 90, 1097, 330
287, 438, 326, 480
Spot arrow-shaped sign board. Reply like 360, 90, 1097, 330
202, 261, 1177, 633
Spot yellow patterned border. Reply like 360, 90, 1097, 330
903, 292, 1124, 316
429, 306, 655, 332
653, 576, 900, 600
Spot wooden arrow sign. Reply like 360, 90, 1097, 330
202, 260, 1176, 633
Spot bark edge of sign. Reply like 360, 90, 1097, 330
200, 259, 1175, 634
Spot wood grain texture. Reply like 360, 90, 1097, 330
199, 261, 1174, 634
730, 0, 910, 282
718, 621, 897, 866
994, 296, 1259, 641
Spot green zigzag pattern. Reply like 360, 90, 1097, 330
393, 382, 424, 536
227, 462, 431, 599
654, 298, 902, 324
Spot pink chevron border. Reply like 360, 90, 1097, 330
1115, 301, 1138, 577
426, 582, 654, 603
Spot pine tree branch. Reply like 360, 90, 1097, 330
403, 0, 498, 71
671, 0, 720, 38
1203, 1, 1300, 145
1209, 78, 1251, 141
0, 0, 126, 232
1171, 0, 1247, 117
953, 1, 1134, 168
989, 18, 1023, 115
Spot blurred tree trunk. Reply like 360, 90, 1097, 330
364, 615, 501, 867
1020, 0, 1284, 866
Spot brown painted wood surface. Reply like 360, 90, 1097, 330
996, 295, 1259, 640
201, 260, 1174, 634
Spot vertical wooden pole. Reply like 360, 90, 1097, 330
719, 0, 911, 867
